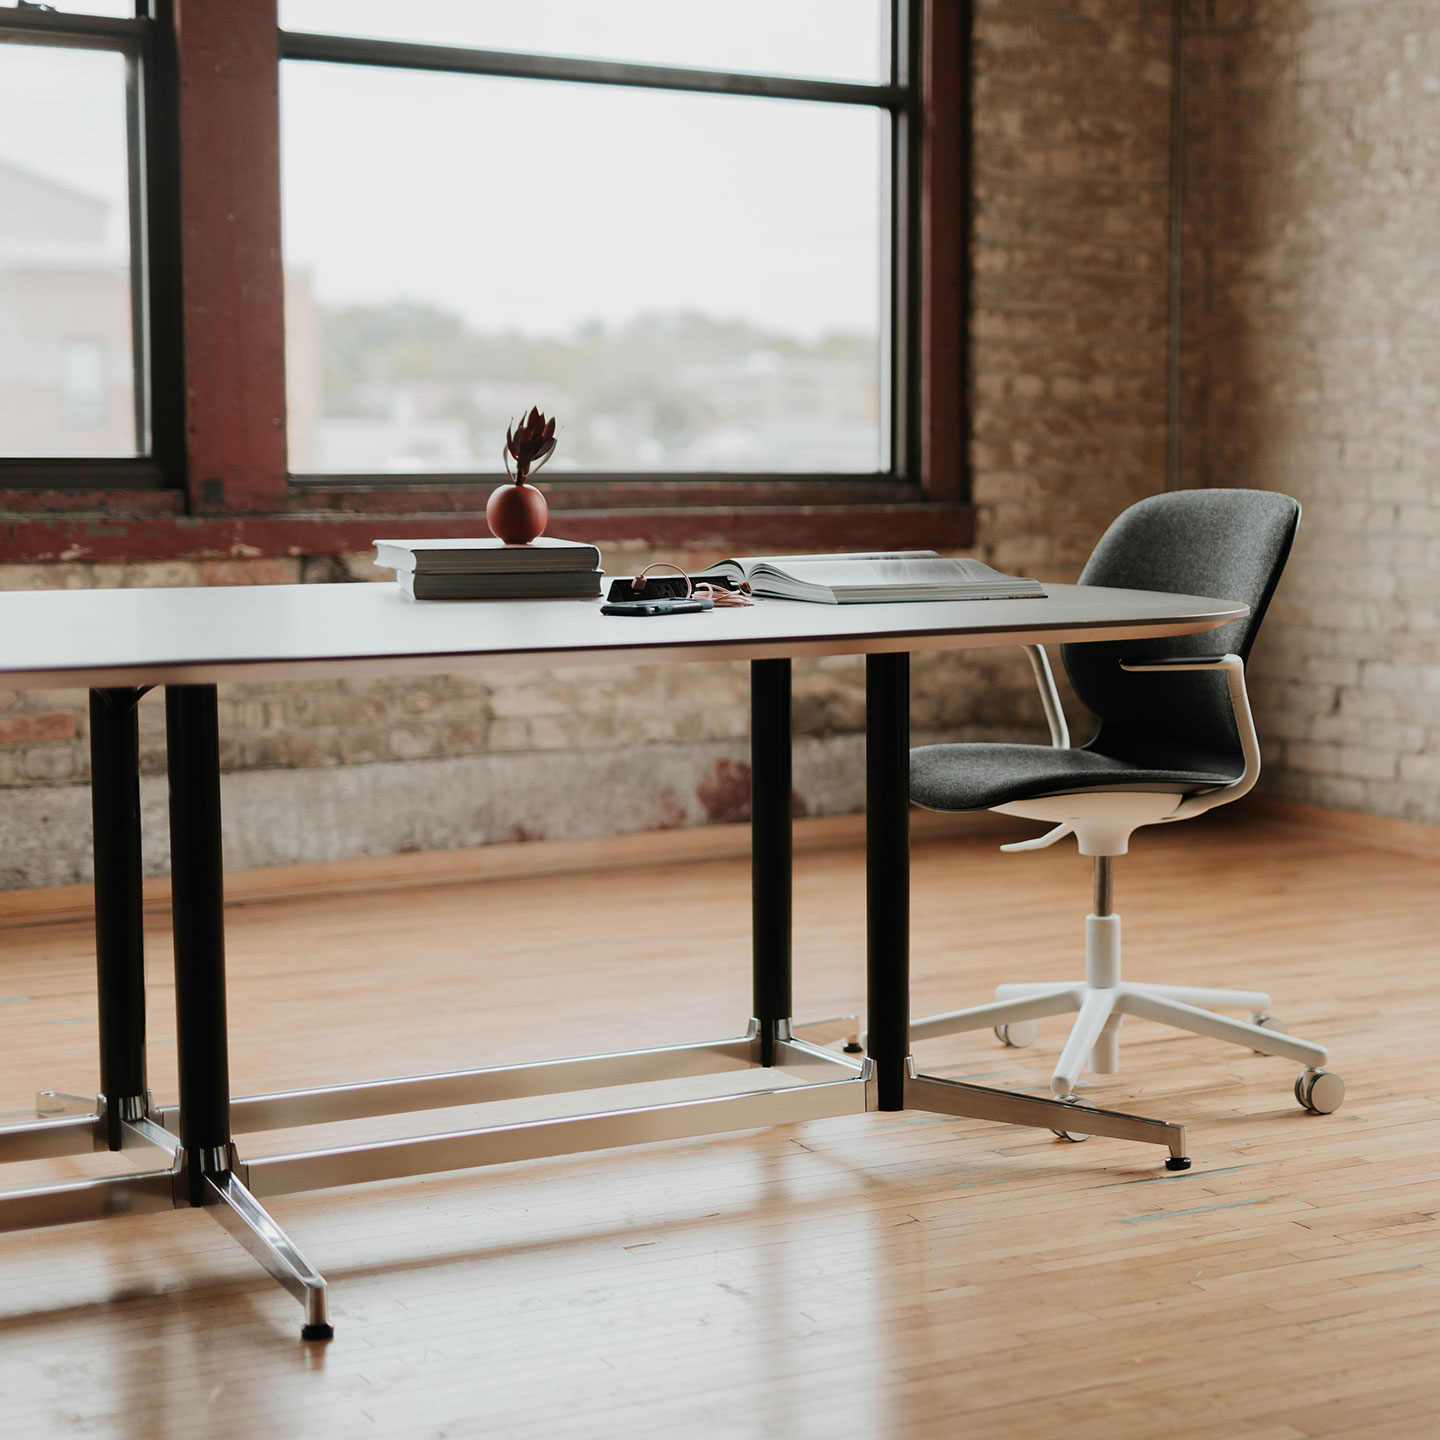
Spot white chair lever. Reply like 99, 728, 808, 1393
1000, 822, 1074, 853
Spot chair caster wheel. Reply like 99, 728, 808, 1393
995, 1020, 1038, 1048
1248, 1012, 1288, 1054
1051, 1093, 1095, 1142
1165, 1156, 1192, 1171
1295, 1068, 1344, 1114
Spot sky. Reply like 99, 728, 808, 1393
2, 1, 888, 342
280, 0, 889, 340
281, 65, 886, 341
279, 0, 887, 85
0, 43, 131, 255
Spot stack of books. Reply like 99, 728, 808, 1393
373, 538, 603, 600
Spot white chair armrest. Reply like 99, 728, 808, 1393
1118, 654, 1260, 818
1022, 645, 1069, 749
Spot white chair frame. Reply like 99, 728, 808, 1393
908, 647, 1345, 1117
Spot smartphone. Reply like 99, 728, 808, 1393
600, 597, 713, 617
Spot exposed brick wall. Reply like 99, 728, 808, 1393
1183, 0, 1440, 823
968, 0, 1177, 726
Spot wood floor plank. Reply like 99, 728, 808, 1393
0, 815, 1437, 1438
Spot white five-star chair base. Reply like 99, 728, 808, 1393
910, 824, 1343, 1117
910, 650, 1345, 1120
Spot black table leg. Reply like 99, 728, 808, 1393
164, 685, 232, 1205
90, 688, 150, 1151
164, 685, 336, 1337
751, 659, 792, 1067
866, 652, 910, 1111
863, 652, 1190, 1163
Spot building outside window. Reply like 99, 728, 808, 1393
59, 338, 111, 430
0, 45, 135, 457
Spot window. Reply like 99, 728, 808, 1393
279, 1, 917, 486
0, 1, 968, 557
0, 2, 180, 487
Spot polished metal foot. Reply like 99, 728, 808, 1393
903, 1060, 1190, 1168
203, 1171, 331, 1339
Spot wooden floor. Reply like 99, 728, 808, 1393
0, 816, 1436, 1439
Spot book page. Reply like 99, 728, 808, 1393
733, 550, 940, 578
752, 557, 1007, 589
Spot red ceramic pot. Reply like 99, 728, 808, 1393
486, 481, 548, 545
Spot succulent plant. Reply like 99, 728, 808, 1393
491, 407, 556, 543
504, 407, 557, 485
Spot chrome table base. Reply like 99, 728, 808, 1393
904, 1061, 1188, 1161
205, 1171, 333, 1340
0, 660, 1190, 1342
203, 1031, 869, 1198
0, 1024, 1186, 1338
0, 1024, 876, 1342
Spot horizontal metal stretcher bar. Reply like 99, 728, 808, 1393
240, 1069, 874, 1200
154, 1033, 866, 1135
0, 1167, 178, 1235
0, 1113, 103, 1164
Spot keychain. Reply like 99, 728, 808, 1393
600, 563, 754, 616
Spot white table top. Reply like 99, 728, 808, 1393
0, 581, 1248, 690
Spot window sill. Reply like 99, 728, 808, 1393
0, 494, 974, 564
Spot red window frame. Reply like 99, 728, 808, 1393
0, 0, 971, 563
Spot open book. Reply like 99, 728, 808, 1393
694, 551, 1045, 605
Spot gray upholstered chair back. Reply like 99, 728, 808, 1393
1060, 489, 1300, 774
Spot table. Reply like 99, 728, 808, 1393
0, 580, 1246, 1339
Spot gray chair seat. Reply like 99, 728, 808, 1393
909, 742, 1237, 814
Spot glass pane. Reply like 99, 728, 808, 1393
281, 0, 888, 86
0, 44, 137, 457
282, 64, 886, 477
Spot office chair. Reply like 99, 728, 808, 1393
908, 489, 1344, 1123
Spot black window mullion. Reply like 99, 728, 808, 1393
0, 10, 144, 48
297, 471, 903, 492
138, 0, 185, 487
892, 0, 924, 485
279, 29, 904, 109
124, 47, 149, 455
0, 458, 166, 490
